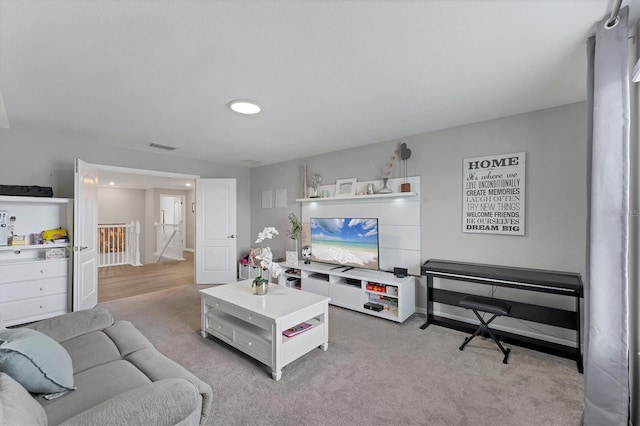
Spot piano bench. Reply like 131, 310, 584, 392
458, 295, 512, 364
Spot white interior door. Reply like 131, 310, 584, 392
73, 159, 99, 310
195, 178, 236, 284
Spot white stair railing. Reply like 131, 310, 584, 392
154, 222, 184, 263
98, 221, 141, 267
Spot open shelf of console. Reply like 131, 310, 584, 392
278, 261, 415, 323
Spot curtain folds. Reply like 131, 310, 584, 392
583, 6, 630, 426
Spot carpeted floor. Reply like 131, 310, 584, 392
100, 284, 584, 426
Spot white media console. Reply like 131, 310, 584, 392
278, 261, 415, 323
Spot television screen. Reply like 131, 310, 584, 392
310, 218, 379, 271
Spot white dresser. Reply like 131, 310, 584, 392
0, 196, 73, 326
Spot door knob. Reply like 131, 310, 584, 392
227, 235, 235, 239
73, 246, 89, 251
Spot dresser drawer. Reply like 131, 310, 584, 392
0, 277, 68, 302
206, 311, 235, 340
0, 260, 68, 284
0, 294, 68, 325
209, 298, 271, 330
234, 329, 272, 365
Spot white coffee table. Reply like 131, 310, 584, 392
200, 280, 330, 380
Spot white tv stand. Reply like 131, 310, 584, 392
278, 262, 415, 323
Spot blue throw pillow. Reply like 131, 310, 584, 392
0, 328, 75, 394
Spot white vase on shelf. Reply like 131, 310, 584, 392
377, 178, 392, 194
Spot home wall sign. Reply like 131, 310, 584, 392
462, 152, 525, 236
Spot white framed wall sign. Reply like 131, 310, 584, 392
275, 189, 287, 208
262, 190, 272, 209
462, 152, 525, 236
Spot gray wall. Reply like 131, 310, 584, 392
98, 187, 146, 225
0, 128, 252, 262
251, 102, 588, 310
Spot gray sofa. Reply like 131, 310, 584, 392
0, 307, 212, 425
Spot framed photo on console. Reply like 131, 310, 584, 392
335, 178, 357, 197
286, 251, 298, 266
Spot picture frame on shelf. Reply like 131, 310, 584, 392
286, 251, 298, 266
335, 178, 357, 197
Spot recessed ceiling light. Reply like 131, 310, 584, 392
229, 100, 261, 115
185, 183, 192, 187
109, 181, 115, 186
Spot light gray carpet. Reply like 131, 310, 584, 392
100, 284, 583, 426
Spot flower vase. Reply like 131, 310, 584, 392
252, 277, 269, 295
378, 178, 392, 194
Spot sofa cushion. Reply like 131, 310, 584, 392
61, 331, 121, 374
102, 320, 153, 357
0, 372, 47, 426
26, 307, 114, 343
0, 328, 75, 394
40, 359, 152, 426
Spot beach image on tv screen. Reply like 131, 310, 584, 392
310, 218, 379, 270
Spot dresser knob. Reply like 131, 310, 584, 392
248, 316, 252, 320
39, 305, 44, 309
40, 270, 44, 273
247, 342, 252, 346
40, 287, 44, 291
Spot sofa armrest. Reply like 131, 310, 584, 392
58, 378, 203, 426
25, 307, 114, 343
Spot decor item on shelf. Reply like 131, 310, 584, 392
286, 251, 298, 266
302, 245, 312, 264
0, 210, 7, 246
308, 173, 322, 197
378, 148, 398, 194
378, 178, 392, 194
248, 247, 262, 267
399, 142, 412, 192
335, 178, 357, 197
287, 212, 302, 255
366, 183, 374, 195
252, 227, 283, 295
302, 165, 308, 198
383, 148, 399, 178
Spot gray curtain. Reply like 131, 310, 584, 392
583, 6, 630, 426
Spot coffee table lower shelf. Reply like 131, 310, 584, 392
200, 283, 329, 380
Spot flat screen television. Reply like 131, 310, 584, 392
310, 218, 379, 271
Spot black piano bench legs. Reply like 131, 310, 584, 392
458, 295, 512, 364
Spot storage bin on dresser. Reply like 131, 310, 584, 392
0, 196, 72, 326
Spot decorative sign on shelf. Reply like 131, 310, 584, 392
462, 152, 526, 236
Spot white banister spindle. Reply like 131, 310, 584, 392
98, 222, 141, 268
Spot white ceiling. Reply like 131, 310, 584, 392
0, 0, 634, 169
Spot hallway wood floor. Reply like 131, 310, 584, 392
98, 251, 194, 303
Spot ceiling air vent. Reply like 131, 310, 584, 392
149, 143, 177, 151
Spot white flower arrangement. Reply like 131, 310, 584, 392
254, 227, 283, 282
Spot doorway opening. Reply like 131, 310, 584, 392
94, 166, 196, 302
74, 160, 239, 308
155, 194, 186, 262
